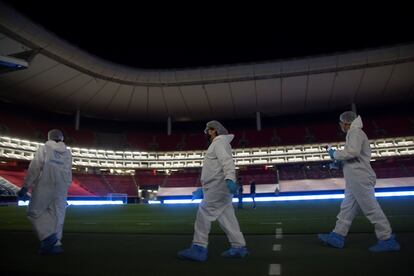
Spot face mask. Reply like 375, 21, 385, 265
339, 122, 347, 133
205, 129, 217, 145
205, 133, 212, 145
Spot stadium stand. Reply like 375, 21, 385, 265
104, 174, 138, 196
1, 106, 413, 151
135, 170, 166, 188
238, 167, 277, 184
73, 173, 112, 196
1, 156, 414, 197
0, 169, 94, 196
163, 171, 201, 188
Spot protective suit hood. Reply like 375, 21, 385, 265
45, 140, 67, 153
350, 116, 363, 130
204, 120, 229, 135
213, 134, 234, 144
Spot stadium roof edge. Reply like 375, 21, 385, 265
1, 2, 414, 87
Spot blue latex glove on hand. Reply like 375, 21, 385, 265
226, 179, 238, 195
17, 186, 28, 198
329, 159, 342, 170
192, 187, 203, 200
328, 148, 336, 159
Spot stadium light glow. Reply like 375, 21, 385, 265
161, 191, 414, 204
12, 191, 414, 206
249, 194, 345, 202
163, 199, 202, 204
18, 200, 124, 206
374, 191, 414, 197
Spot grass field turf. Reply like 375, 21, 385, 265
1, 197, 413, 276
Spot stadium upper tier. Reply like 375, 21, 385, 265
1, 134, 413, 169
1, 109, 413, 151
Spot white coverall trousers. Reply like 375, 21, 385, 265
333, 176, 392, 240
193, 186, 246, 248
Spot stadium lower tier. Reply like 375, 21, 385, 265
1, 157, 413, 198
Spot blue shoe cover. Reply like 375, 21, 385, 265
221, 246, 249, 258
369, 234, 400, 252
318, 232, 345, 248
39, 234, 63, 255
177, 244, 208, 262
40, 234, 58, 250
40, 245, 64, 255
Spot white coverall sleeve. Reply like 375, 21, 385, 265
214, 139, 236, 182
334, 128, 363, 161
67, 153, 73, 186
24, 146, 46, 188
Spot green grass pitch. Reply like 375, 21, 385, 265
1, 197, 413, 276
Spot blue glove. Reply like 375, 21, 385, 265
226, 179, 238, 195
17, 187, 28, 198
328, 148, 336, 159
329, 159, 342, 170
192, 187, 203, 200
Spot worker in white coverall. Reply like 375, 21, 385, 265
17, 129, 72, 255
318, 111, 400, 252
178, 120, 248, 261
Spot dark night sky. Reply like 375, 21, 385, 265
4, 1, 414, 69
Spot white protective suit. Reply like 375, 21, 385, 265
193, 134, 246, 248
333, 116, 392, 240
24, 140, 72, 241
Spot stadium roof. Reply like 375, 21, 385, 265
1, 2, 414, 122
